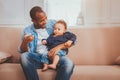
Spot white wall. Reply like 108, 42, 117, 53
0, 0, 120, 28
0, 0, 44, 27
83, 0, 120, 27
45, 0, 82, 26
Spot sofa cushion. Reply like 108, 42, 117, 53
0, 63, 56, 80
0, 52, 12, 63
0, 64, 120, 80
71, 65, 120, 80
0, 27, 22, 63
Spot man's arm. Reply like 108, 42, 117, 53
20, 39, 28, 53
20, 35, 34, 53
48, 42, 73, 58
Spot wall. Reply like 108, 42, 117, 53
0, 0, 120, 28
0, 0, 44, 27
83, 0, 120, 27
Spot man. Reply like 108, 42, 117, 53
18, 6, 74, 80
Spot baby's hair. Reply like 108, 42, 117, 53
55, 20, 67, 30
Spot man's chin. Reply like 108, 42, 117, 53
41, 25, 46, 29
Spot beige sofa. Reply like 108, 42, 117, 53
0, 27, 120, 80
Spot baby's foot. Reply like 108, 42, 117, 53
42, 65, 48, 72
48, 64, 56, 69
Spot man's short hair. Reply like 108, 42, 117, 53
30, 6, 44, 20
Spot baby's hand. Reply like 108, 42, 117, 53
42, 40, 47, 44
64, 40, 73, 47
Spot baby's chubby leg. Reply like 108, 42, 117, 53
48, 55, 60, 69
42, 63, 48, 71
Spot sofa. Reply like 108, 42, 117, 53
0, 27, 120, 80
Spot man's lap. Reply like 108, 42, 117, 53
20, 52, 74, 70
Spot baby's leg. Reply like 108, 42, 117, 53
48, 55, 59, 69
42, 63, 48, 71
41, 52, 49, 71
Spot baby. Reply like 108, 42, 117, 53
42, 20, 76, 71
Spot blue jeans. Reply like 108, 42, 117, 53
20, 52, 74, 80
40, 50, 66, 64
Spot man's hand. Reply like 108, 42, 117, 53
20, 34, 34, 52
48, 41, 73, 59
64, 40, 73, 47
24, 34, 34, 43
48, 44, 62, 59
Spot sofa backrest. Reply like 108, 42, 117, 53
0, 27, 120, 65
68, 27, 120, 65
0, 27, 22, 63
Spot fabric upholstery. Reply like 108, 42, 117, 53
0, 27, 21, 63
0, 27, 120, 80
0, 52, 12, 63
71, 65, 120, 80
115, 56, 120, 65
0, 63, 120, 80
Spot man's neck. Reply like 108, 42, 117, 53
34, 24, 45, 29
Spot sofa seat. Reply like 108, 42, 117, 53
72, 65, 120, 80
0, 63, 120, 80
0, 63, 56, 80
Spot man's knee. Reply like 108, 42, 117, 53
65, 57, 74, 71
20, 52, 30, 65
60, 56, 74, 70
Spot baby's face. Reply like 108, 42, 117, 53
54, 23, 66, 36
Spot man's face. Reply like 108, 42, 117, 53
32, 12, 47, 29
